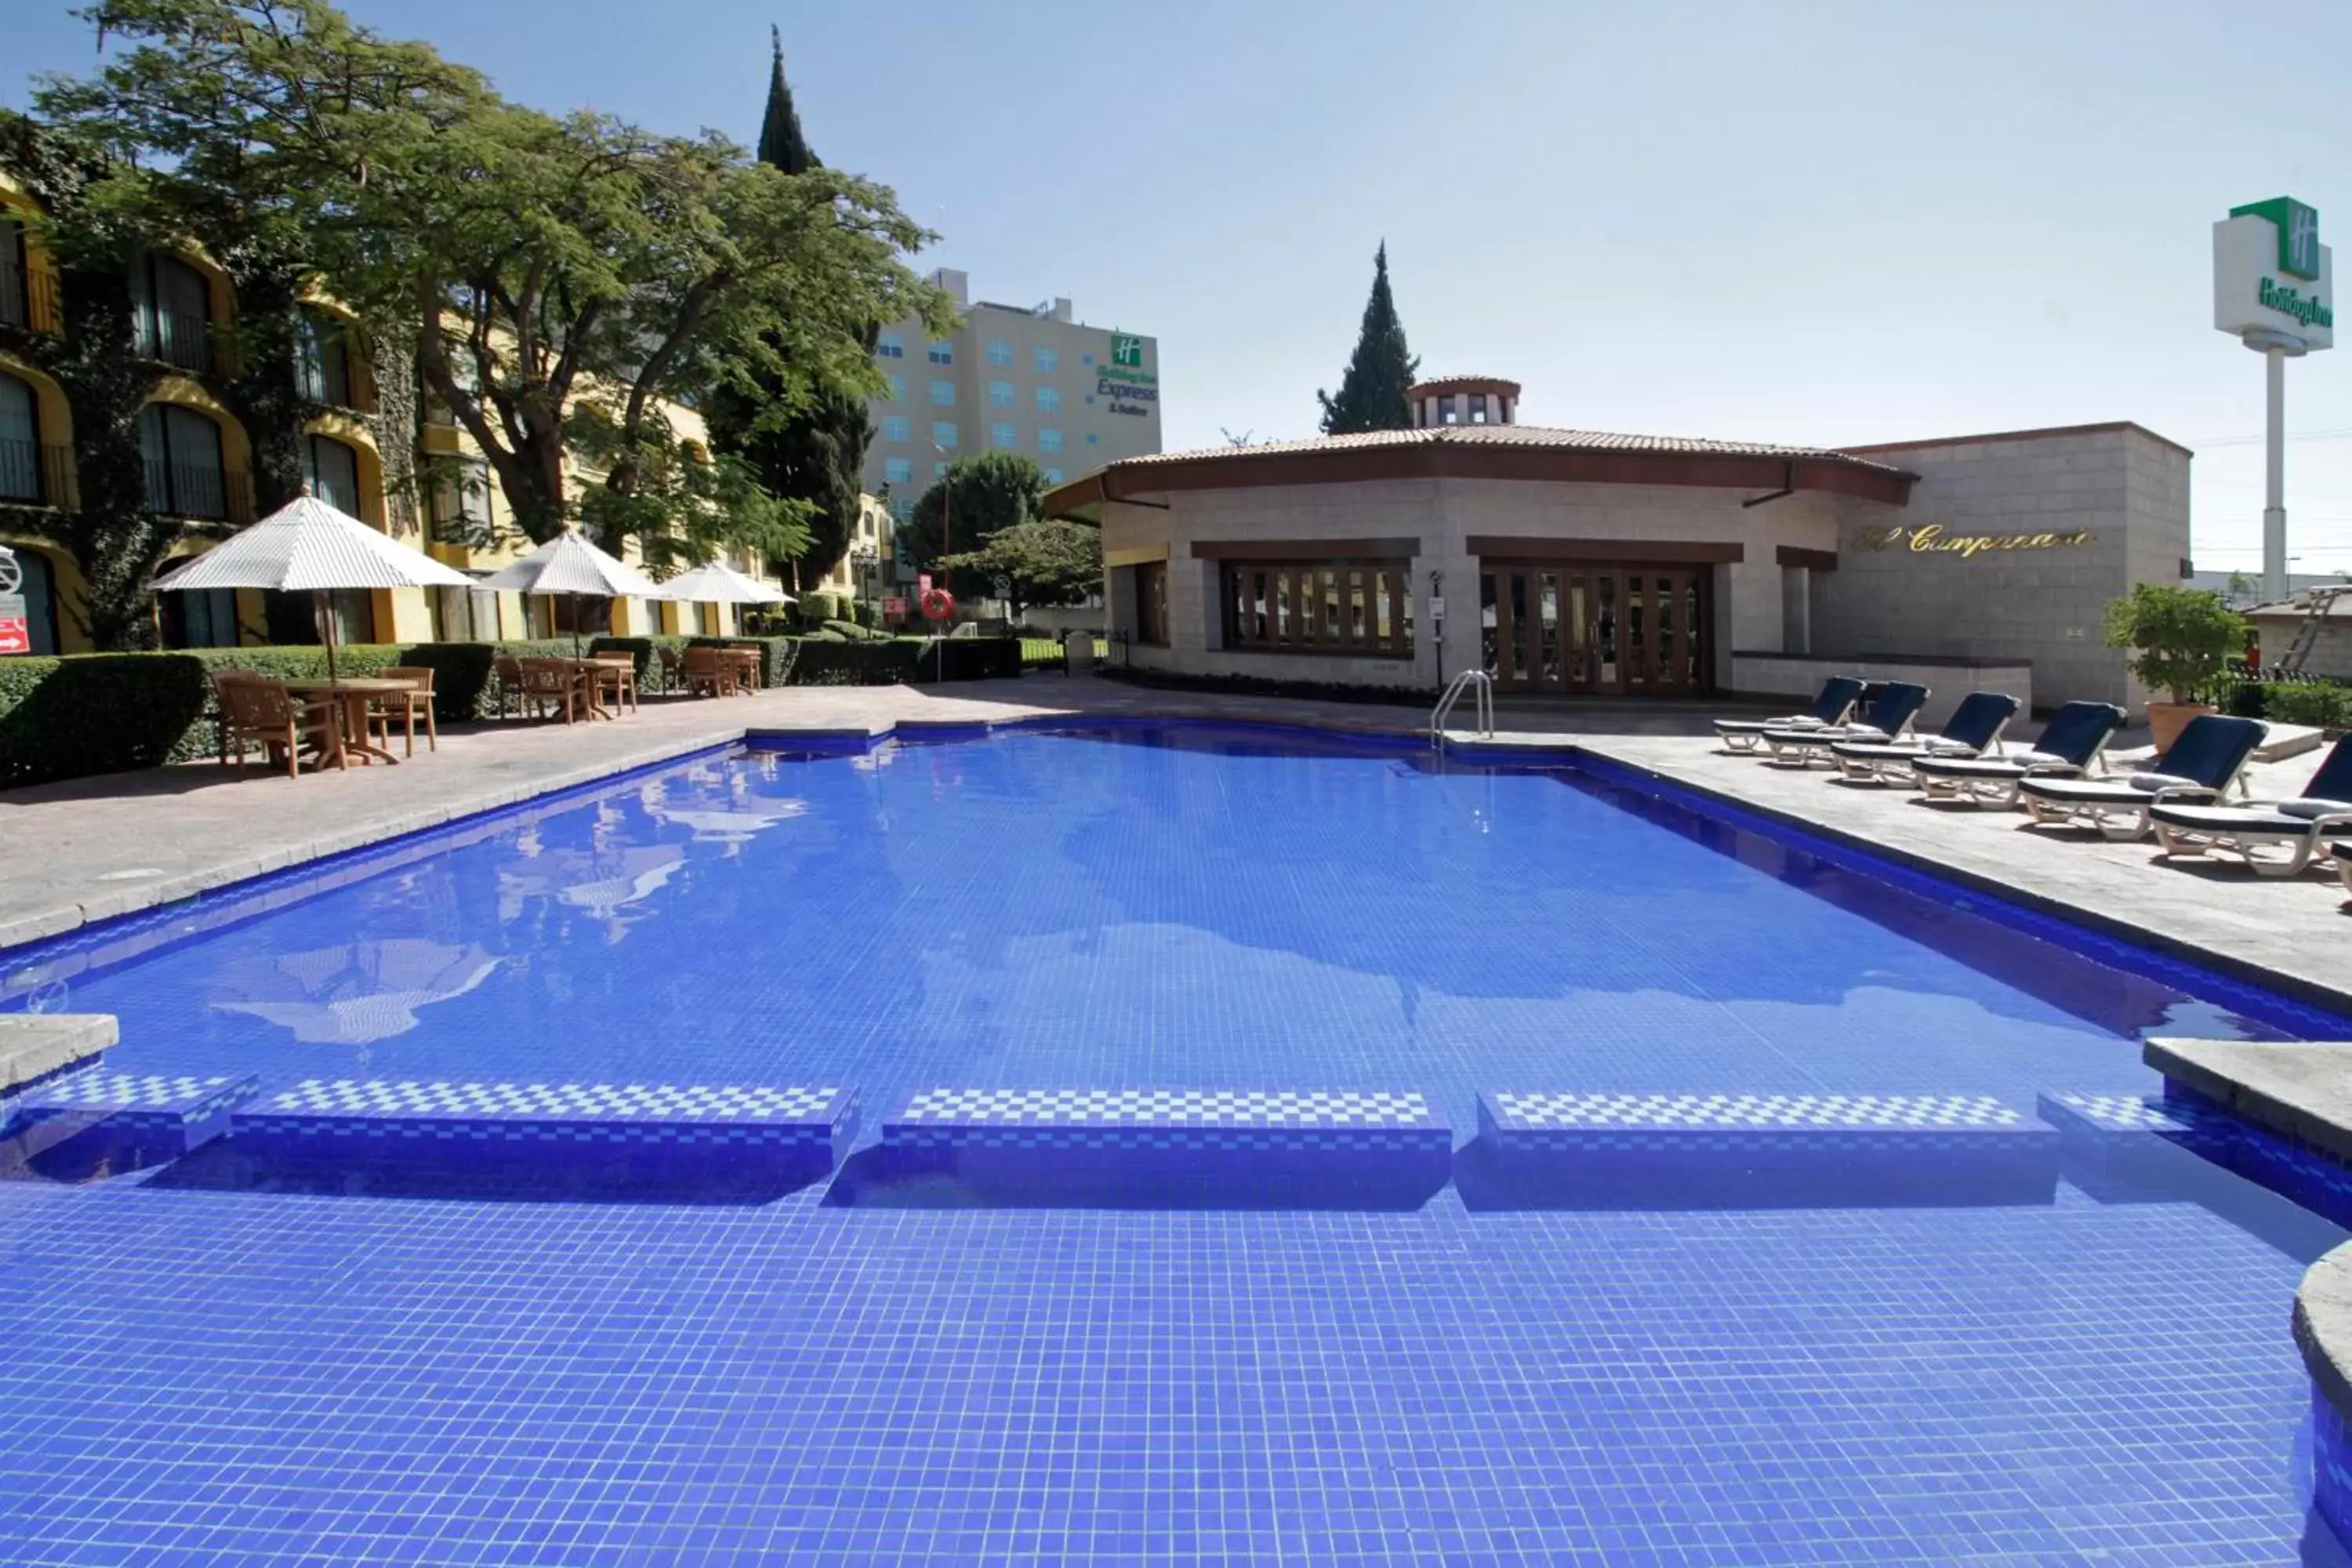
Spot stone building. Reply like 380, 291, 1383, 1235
1047, 376, 2189, 717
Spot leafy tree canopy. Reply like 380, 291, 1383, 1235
38, 0, 954, 567
937, 518, 1102, 622
1316, 241, 1418, 435
904, 450, 1049, 597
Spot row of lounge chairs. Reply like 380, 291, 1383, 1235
1712, 677, 2352, 884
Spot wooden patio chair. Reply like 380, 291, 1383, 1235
681, 646, 739, 699
492, 654, 528, 719
368, 666, 438, 757
588, 658, 637, 716
218, 676, 335, 780
516, 657, 586, 723
655, 644, 686, 695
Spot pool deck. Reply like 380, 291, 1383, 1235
2, 674, 2347, 1012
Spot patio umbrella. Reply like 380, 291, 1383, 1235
474, 528, 662, 656
149, 494, 473, 681
659, 557, 793, 608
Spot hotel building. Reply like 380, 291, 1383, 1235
862, 268, 1160, 552
0, 176, 786, 655
1050, 374, 2191, 717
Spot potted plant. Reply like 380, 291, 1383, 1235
2101, 583, 2249, 750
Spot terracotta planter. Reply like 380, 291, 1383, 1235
2146, 700, 2214, 753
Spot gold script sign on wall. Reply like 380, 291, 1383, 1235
1851, 523, 2096, 560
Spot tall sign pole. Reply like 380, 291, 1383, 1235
2215, 197, 2333, 602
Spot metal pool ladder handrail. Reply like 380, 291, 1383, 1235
1430, 668, 1494, 747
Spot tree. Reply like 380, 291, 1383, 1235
1316, 241, 1418, 435
905, 450, 1047, 597
937, 518, 1101, 622
51, 0, 949, 566
701, 28, 881, 592
2101, 583, 2248, 704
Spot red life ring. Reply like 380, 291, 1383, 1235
919, 586, 956, 622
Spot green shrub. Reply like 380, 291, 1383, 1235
823, 618, 891, 643
800, 590, 841, 624
2102, 584, 2248, 703
2261, 681, 2352, 731
0, 653, 212, 786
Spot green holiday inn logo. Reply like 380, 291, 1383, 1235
2233, 196, 2321, 280
1109, 333, 1145, 368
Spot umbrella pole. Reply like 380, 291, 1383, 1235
316, 589, 339, 683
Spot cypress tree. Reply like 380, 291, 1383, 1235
706, 26, 874, 593
1316, 241, 1419, 435
756, 25, 817, 176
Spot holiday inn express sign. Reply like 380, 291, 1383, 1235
2216, 196, 2334, 349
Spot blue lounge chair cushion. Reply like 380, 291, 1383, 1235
2143, 714, 2267, 789
1713, 677, 1864, 735
1994, 701, 2129, 770
1939, 692, 2022, 750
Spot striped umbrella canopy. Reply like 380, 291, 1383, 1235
475, 529, 662, 655
657, 558, 793, 606
150, 495, 472, 680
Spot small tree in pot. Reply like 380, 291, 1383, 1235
2101, 583, 2249, 750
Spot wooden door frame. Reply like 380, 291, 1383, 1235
1478, 559, 1716, 698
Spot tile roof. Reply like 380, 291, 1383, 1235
1109, 423, 1915, 478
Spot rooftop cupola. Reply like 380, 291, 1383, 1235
1409, 375, 1522, 428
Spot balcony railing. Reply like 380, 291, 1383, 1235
0, 438, 75, 510
138, 309, 216, 375
145, 459, 254, 525
0, 264, 62, 337
294, 345, 379, 414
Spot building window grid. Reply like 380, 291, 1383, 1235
1038, 427, 1062, 453
1221, 561, 1415, 659
929, 379, 955, 407
877, 332, 905, 358
927, 342, 953, 365
985, 340, 1012, 366
884, 456, 913, 485
988, 380, 1015, 408
881, 416, 909, 442
887, 373, 905, 401
931, 422, 957, 448
1035, 386, 1061, 413
1033, 347, 1058, 374
989, 422, 1018, 449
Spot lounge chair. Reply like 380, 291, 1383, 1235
1911, 701, 2128, 808
1828, 692, 2022, 783
1759, 682, 1930, 767
2149, 735, 2352, 876
2018, 714, 2266, 840
1711, 676, 1864, 753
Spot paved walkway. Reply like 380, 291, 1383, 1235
2, 676, 2347, 1013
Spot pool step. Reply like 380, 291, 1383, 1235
1, 1069, 259, 1175
2041, 1088, 2352, 1221
1471, 1091, 2058, 1208
864, 1087, 1452, 1207
231, 1078, 858, 1184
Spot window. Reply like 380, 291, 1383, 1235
0, 372, 41, 502
169, 587, 241, 648
1035, 386, 1061, 413
990, 422, 1018, 449
1466, 394, 1489, 424
988, 379, 1014, 407
1134, 561, 1169, 646
429, 457, 492, 543
139, 402, 230, 520
306, 434, 364, 520
0, 217, 31, 332
877, 332, 905, 358
1437, 395, 1458, 425
931, 422, 957, 448
1220, 561, 1414, 658
927, 341, 953, 365
130, 255, 212, 372
1081, 353, 1094, 366
431, 583, 502, 642
1033, 346, 1058, 374
1037, 427, 1062, 453
887, 373, 905, 401
933, 462, 949, 478
294, 313, 355, 408
929, 379, 955, 406
881, 416, 910, 442
889, 497, 913, 523
1044, 467, 1064, 485
884, 456, 913, 485
1085, 433, 1098, 446
985, 340, 1012, 365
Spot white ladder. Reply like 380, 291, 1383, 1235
1430, 669, 1494, 747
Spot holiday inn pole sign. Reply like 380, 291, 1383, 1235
2215, 195, 2334, 598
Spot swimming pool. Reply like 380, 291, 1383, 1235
3, 719, 2350, 1564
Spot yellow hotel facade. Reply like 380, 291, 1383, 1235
0, 174, 790, 655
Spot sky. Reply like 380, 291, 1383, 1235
12, 0, 2352, 575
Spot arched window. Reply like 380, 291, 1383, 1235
295, 313, 354, 407
305, 434, 362, 517
0, 372, 40, 503
0, 216, 29, 330
139, 403, 228, 519
130, 255, 212, 372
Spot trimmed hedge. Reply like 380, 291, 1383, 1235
2262, 681, 2352, 731
0, 632, 1035, 787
